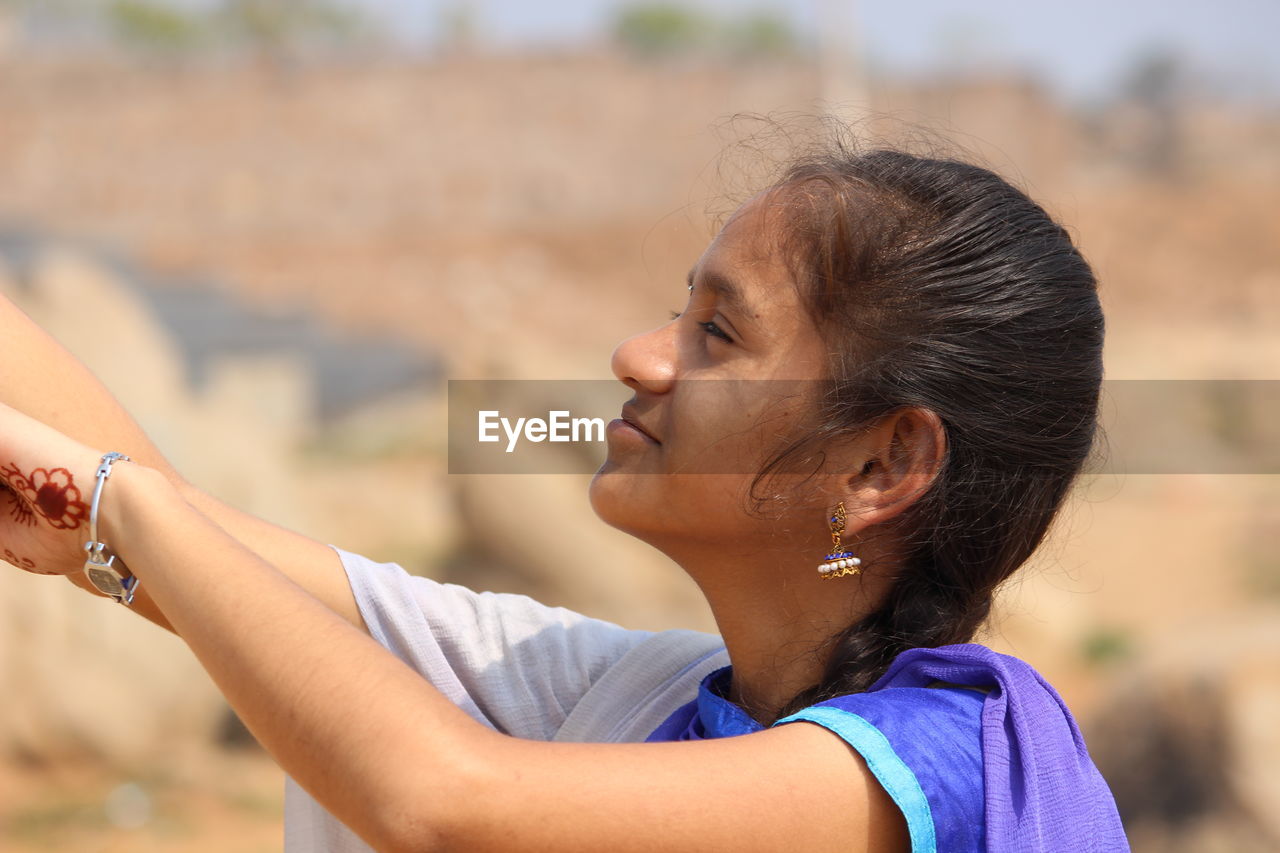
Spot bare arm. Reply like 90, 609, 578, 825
0, 291, 365, 633
0, 405, 909, 853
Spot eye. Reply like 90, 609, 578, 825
669, 309, 733, 343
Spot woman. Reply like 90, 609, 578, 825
0, 138, 1128, 852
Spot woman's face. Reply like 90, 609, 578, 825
589, 193, 836, 561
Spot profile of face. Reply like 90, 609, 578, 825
588, 191, 841, 569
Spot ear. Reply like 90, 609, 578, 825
823, 407, 946, 531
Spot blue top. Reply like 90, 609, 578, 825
646, 664, 986, 852
645, 643, 1129, 853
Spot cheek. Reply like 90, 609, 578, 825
672, 407, 781, 477
666, 389, 768, 473
589, 390, 806, 532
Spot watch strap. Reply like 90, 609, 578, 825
82, 452, 138, 605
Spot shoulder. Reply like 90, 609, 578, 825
775, 681, 987, 853
774, 643, 1129, 853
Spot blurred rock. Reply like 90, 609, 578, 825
0, 567, 225, 767
1086, 609, 1280, 852
0, 239, 448, 765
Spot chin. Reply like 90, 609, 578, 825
588, 463, 663, 541
587, 462, 628, 527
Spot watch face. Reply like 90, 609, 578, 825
86, 566, 126, 598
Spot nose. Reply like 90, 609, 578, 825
610, 320, 677, 395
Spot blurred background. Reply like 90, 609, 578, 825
0, 1, 1276, 850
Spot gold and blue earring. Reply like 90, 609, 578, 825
818, 501, 862, 579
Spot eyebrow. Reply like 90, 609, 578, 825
686, 265, 758, 324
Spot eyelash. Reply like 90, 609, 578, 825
669, 309, 733, 343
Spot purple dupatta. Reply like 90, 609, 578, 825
647, 642, 1129, 853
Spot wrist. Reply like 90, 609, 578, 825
96, 461, 180, 576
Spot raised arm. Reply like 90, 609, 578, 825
0, 403, 909, 853
0, 292, 365, 633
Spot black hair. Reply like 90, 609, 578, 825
737, 127, 1107, 721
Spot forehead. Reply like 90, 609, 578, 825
704, 191, 787, 268
691, 193, 795, 311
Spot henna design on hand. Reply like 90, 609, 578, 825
0, 479, 35, 526
0, 462, 90, 530
1, 547, 46, 573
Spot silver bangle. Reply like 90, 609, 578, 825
82, 452, 138, 605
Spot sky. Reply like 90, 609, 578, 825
181, 0, 1280, 106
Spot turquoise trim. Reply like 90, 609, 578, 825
774, 707, 937, 853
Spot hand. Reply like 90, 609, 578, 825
0, 401, 112, 577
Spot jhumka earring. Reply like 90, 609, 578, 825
818, 501, 862, 580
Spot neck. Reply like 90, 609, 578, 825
673, 539, 896, 724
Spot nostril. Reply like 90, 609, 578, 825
610, 327, 676, 394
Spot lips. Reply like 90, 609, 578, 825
620, 405, 661, 444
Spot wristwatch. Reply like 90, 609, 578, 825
83, 549, 138, 604
82, 452, 140, 605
